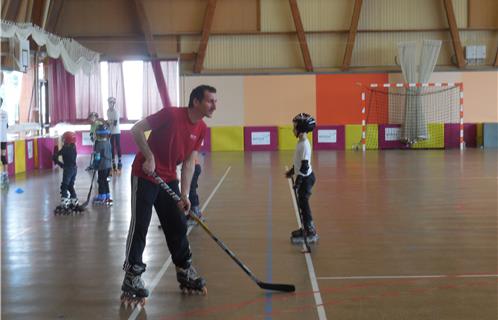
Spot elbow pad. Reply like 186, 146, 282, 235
299, 160, 309, 175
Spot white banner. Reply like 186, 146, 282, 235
385, 127, 401, 141
27, 140, 33, 159
82, 132, 92, 146
251, 132, 271, 145
317, 129, 337, 143
7, 144, 13, 163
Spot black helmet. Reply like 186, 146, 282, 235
292, 113, 316, 133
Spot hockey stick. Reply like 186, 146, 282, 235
152, 172, 296, 293
290, 176, 311, 253
80, 169, 97, 208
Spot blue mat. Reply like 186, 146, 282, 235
483, 123, 498, 148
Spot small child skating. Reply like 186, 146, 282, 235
53, 131, 84, 214
106, 97, 123, 175
92, 123, 113, 206
0, 97, 9, 189
285, 113, 318, 244
86, 112, 103, 171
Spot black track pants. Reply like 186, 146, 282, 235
123, 176, 192, 272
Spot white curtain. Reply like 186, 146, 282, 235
419, 40, 442, 83
108, 62, 127, 120
75, 64, 102, 120
397, 41, 418, 83
142, 61, 179, 117
1, 20, 99, 75
397, 40, 441, 143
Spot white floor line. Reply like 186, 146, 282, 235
317, 274, 498, 280
129, 166, 232, 320
9, 227, 33, 241
286, 167, 327, 320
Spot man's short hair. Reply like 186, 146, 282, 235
188, 85, 216, 108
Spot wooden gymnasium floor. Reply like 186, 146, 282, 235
1, 149, 497, 320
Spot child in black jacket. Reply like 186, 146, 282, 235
53, 131, 83, 214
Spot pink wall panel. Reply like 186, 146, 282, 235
25, 139, 35, 171
244, 127, 278, 151
37, 137, 57, 169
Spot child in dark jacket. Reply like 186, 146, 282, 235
53, 131, 83, 214
92, 122, 113, 206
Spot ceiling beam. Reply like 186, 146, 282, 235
288, 0, 313, 72
45, 0, 64, 33
194, 0, 217, 73
443, 0, 466, 68
26, 0, 34, 23
132, 0, 157, 58
41, 0, 52, 29
30, 0, 44, 26
256, 0, 261, 32
342, 0, 363, 71
2, 0, 12, 20
15, 0, 28, 22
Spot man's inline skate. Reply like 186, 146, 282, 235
176, 265, 207, 295
121, 265, 149, 307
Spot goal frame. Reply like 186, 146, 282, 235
360, 82, 464, 151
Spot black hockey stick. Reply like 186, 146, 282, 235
152, 172, 295, 293
291, 176, 311, 253
81, 169, 97, 208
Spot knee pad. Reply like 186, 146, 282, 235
194, 164, 202, 175
1, 155, 6, 165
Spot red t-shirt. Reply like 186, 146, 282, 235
131, 107, 206, 183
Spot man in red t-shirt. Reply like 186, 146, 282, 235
121, 85, 217, 301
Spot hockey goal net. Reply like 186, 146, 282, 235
359, 82, 464, 150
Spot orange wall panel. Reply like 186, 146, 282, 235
462, 72, 498, 122
316, 73, 388, 125
244, 75, 316, 126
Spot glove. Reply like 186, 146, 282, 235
52, 148, 64, 168
285, 167, 294, 178
294, 175, 303, 191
